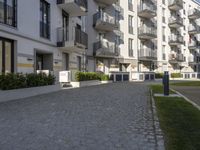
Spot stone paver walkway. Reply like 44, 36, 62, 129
0, 82, 164, 150
172, 86, 200, 106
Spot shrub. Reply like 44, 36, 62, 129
75, 72, 109, 81
155, 73, 164, 79
171, 73, 182, 78
0, 73, 55, 90
100, 74, 109, 81
0, 73, 26, 90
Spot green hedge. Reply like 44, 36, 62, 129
75, 72, 109, 81
0, 73, 55, 90
155, 73, 164, 79
171, 73, 182, 78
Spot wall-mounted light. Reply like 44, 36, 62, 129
54, 61, 58, 64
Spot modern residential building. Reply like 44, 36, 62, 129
86, 0, 200, 80
0, 0, 88, 80
1, 0, 200, 81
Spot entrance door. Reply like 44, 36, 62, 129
0, 37, 14, 74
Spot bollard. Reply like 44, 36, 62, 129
163, 71, 169, 96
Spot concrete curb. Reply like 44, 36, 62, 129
170, 88, 200, 111
150, 90, 165, 150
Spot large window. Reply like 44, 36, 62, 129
128, 38, 133, 57
40, 0, 50, 39
128, 15, 133, 34
0, 0, 17, 27
0, 37, 14, 74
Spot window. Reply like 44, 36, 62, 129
40, 0, 50, 39
128, 38, 133, 57
128, 0, 133, 11
128, 15, 133, 34
162, 0, 165, 5
162, 27, 165, 42
0, 37, 14, 74
0, 0, 17, 27
77, 56, 81, 71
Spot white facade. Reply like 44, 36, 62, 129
0, 0, 87, 80
1, 0, 200, 81
86, 0, 200, 78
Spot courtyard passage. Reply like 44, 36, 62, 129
0, 82, 163, 150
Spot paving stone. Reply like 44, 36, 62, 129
0, 82, 164, 150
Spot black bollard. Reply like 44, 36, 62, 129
163, 71, 169, 96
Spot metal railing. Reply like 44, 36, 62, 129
169, 35, 183, 43
139, 48, 157, 59
57, 0, 87, 9
57, 27, 88, 47
169, 16, 183, 24
93, 11, 118, 26
138, 2, 157, 13
138, 26, 157, 36
188, 9, 200, 17
93, 40, 120, 56
169, 53, 184, 61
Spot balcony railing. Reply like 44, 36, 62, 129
57, 27, 88, 48
94, 0, 118, 6
188, 9, 200, 20
93, 40, 120, 58
168, 0, 183, 10
138, 2, 156, 18
188, 24, 200, 34
138, 26, 157, 40
139, 48, 157, 60
188, 56, 200, 64
169, 53, 184, 62
168, 16, 183, 28
169, 35, 184, 45
93, 11, 119, 31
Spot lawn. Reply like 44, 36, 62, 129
170, 81, 200, 86
150, 84, 175, 94
155, 97, 200, 150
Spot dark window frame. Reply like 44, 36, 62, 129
40, 0, 50, 39
0, 37, 14, 73
0, 0, 17, 27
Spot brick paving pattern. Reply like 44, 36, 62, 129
0, 82, 164, 150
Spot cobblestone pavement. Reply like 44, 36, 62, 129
0, 82, 164, 150
172, 86, 200, 106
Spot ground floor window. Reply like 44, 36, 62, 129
0, 37, 14, 74
35, 52, 53, 71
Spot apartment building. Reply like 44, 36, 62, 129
0, 0, 88, 80
1, 0, 200, 81
86, 0, 200, 80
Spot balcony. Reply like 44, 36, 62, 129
57, 27, 88, 52
168, 16, 183, 28
94, 0, 118, 6
168, 0, 183, 11
138, 48, 157, 61
93, 12, 119, 32
188, 25, 200, 35
188, 56, 200, 65
169, 35, 184, 46
57, 0, 87, 16
138, 3, 156, 18
93, 40, 120, 58
169, 53, 184, 63
138, 26, 157, 40
188, 9, 200, 20
188, 40, 199, 50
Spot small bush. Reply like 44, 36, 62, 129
100, 75, 109, 81
0, 73, 55, 90
75, 72, 109, 81
171, 73, 182, 78
155, 73, 164, 79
